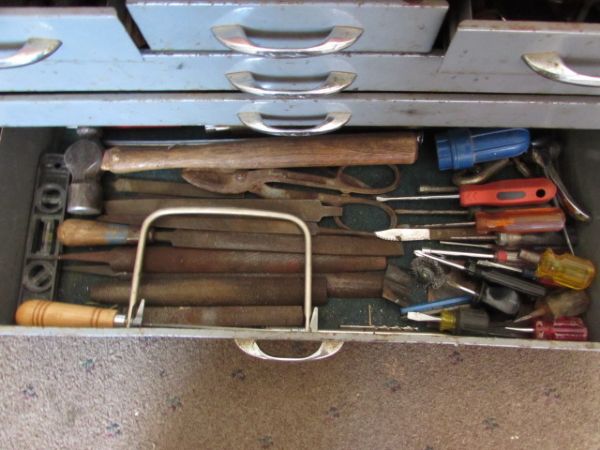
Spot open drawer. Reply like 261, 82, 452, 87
1, 126, 599, 361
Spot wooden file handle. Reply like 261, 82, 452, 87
58, 219, 140, 247
102, 132, 419, 174
15, 300, 118, 328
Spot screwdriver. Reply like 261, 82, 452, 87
414, 250, 547, 297
452, 230, 577, 249
385, 207, 566, 236
377, 178, 556, 207
436, 207, 565, 234
519, 249, 596, 290
400, 295, 472, 314
513, 290, 591, 323
506, 317, 588, 341
407, 309, 490, 334
421, 247, 520, 264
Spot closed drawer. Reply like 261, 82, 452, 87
1, 126, 599, 355
2, 93, 600, 132
7, 52, 600, 96
126, 0, 448, 54
441, 20, 600, 89
0, 8, 141, 67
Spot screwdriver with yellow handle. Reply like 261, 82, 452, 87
519, 249, 596, 290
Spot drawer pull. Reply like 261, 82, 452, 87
226, 71, 356, 96
234, 338, 344, 362
0, 38, 61, 69
523, 52, 600, 87
238, 111, 351, 136
212, 25, 362, 57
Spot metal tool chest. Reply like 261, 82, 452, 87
1, 0, 600, 360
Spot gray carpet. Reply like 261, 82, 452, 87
0, 337, 599, 449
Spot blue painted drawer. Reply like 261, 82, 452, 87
126, 0, 448, 54
0, 8, 140, 65
5, 51, 600, 96
1, 93, 599, 132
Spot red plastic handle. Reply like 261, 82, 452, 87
534, 317, 588, 341
459, 178, 556, 207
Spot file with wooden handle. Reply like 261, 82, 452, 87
57, 219, 403, 256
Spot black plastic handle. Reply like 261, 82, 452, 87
467, 262, 547, 297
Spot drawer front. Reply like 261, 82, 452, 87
2, 93, 600, 130
441, 20, 600, 86
0, 8, 141, 65
127, 0, 448, 53
5, 53, 600, 96
1, 127, 600, 352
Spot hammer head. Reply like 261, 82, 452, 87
64, 140, 103, 216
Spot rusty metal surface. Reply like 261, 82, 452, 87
158, 229, 403, 256
142, 305, 303, 327
104, 198, 341, 222
105, 177, 241, 198
99, 214, 321, 235
61, 247, 386, 273
182, 166, 401, 196
325, 272, 383, 298
90, 276, 327, 306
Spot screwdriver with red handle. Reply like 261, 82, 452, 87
505, 317, 588, 341
377, 178, 557, 207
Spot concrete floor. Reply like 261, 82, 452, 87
0, 337, 599, 449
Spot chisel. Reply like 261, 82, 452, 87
60, 247, 387, 273
15, 300, 304, 328
57, 219, 403, 256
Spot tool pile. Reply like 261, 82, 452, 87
15, 128, 596, 341
16, 132, 418, 329
373, 128, 595, 341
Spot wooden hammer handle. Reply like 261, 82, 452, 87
58, 219, 140, 247
102, 132, 419, 174
15, 300, 118, 327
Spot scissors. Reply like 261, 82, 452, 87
182, 166, 401, 231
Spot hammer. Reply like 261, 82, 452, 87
64, 139, 103, 216
64, 132, 420, 214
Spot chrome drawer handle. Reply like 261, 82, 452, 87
226, 71, 356, 96
0, 38, 61, 69
238, 111, 351, 136
212, 25, 362, 58
523, 51, 600, 87
235, 339, 344, 362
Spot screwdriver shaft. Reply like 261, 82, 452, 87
378, 194, 459, 202
394, 209, 470, 216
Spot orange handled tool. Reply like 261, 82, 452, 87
377, 178, 556, 207
474, 207, 565, 234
